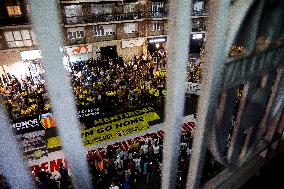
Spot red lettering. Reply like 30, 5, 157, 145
50, 159, 62, 172
41, 162, 48, 171
31, 165, 40, 176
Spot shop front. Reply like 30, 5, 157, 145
147, 35, 167, 55
64, 44, 93, 63
189, 33, 205, 54
0, 49, 44, 87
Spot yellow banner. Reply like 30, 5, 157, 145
47, 136, 61, 149
82, 111, 160, 147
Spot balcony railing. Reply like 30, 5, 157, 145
65, 12, 144, 25
0, 17, 30, 26
147, 11, 168, 18
191, 9, 208, 17
67, 38, 87, 45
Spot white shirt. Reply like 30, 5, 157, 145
153, 146, 160, 154
141, 144, 148, 154
115, 159, 123, 169
110, 186, 119, 189
133, 158, 141, 169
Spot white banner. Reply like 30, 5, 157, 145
121, 38, 145, 48
29, 151, 66, 178
65, 44, 93, 56
186, 82, 201, 95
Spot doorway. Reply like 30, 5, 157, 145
100, 46, 118, 59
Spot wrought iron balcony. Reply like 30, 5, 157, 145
65, 12, 144, 25
147, 11, 168, 18
67, 38, 87, 45
191, 9, 208, 17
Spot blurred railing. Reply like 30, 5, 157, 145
65, 12, 144, 25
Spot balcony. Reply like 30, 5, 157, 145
93, 34, 116, 42
0, 16, 30, 27
147, 11, 168, 19
191, 9, 208, 17
65, 12, 144, 25
67, 38, 87, 45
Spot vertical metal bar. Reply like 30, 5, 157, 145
29, 1, 92, 188
0, 107, 36, 189
186, 0, 231, 188
258, 69, 283, 137
271, 112, 284, 150
160, 0, 191, 188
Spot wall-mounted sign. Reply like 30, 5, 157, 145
20, 50, 42, 61
192, 33, 204, 40
12, 115, 44, 134
121, 38, 145, 48
186, 82, 201, 95
147, 36, 167, 44
65, 44, 93, 56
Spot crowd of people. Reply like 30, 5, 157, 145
0, 50, 204, 121
86, 131, 193, 189
70, 53, 167, 114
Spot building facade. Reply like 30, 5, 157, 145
0, 0, 207, 65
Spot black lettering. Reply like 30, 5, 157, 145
138, 117, 144, 122
83, 130, 94, 138
97, 128, 105, 134
115, 122, 123, 129
130, 118, 139, 124
105, 125, 112, 131
123, 121, 130, 126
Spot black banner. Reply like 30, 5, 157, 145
12, 115, 44, 135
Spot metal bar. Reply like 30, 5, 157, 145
224, 0, 255, 54
209, 87, 238, 166
227, 82, 250, 165
223, 47, 284, 89
0, 107, 36, 189
186, 0, 231, 188
258, 68, 284, 138
160, 0, 191, 188
271, 112, 284, 149
29, 0, 92, 188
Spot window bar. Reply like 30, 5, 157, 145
186, 0, 231, 188
0, 107, 36, 189
29, 0, 92, 188
160, 0, 191, 188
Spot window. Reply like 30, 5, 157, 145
67, 27, 85, 40
149, 2, 164, 12
26, 5, 31, 14
124, 23, 138, 33
6, 6, 22, 17
91, 4, 114, 14
4, 30, 36, 48
193, 1, 204, 11
93, 25, 116, 37
151, 21, 163, 31
64, 5, 83, 24
124, 4, 138, 13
